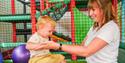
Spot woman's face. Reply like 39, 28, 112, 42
89, 2, 103, 23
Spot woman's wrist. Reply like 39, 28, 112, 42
54, 43, 62, 50
58, 43, 62, 50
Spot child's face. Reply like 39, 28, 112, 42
37, 23, 55, 38
89, 2, 103, 23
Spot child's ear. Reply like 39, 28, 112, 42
37, 25, 43, 29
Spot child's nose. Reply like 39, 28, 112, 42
50, 32, 52, 35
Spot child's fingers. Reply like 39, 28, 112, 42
34, 46, 47, 50
40, 42, 48, 45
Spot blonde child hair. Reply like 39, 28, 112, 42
36, 15, 56, 29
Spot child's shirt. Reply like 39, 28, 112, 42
27, 32, 50, 57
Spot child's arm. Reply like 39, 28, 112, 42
26, 33, 45, 50
26, 41, 48, 51
26, 42, 39, 50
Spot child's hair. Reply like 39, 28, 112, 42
36, 15, 56, 29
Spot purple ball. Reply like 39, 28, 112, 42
0, 52, 3, 63
12, 44, 30, 63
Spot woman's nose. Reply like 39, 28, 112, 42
89, 10, 93, 17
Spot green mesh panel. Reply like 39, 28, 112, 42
73, 7, 93, 44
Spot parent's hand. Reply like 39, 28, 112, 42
34, 43, 48, 50
40, 41, 60, 50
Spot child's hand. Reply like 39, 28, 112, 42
34, 43, 48, 50
40, 41, 60, 50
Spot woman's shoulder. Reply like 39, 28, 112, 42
102, 20, 119, 31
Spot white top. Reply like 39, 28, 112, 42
85, 20, 120, 63
27, 32, 50, 57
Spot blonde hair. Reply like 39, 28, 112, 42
88, 0, 119, 29
36, 15, 56, 29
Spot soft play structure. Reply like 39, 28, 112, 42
0, 0, 124, 63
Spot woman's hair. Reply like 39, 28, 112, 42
36, 15, 56, 29
88, 0, 119, 29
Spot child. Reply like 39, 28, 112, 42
26, 15, 66, 63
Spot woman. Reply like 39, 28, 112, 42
40, 0, 120, 63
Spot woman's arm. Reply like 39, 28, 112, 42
43, 37, 108, 57
80, 36, 88, 46
61, 37, 107, 57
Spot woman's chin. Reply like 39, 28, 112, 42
93, 19, 99, 22
92, 20, 97, 22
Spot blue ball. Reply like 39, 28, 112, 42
12, 44, 30, 63
0, 52, 3, 63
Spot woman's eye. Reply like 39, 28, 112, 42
92, 8, 95, 11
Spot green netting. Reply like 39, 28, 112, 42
4, 60, 13, 63
0, 0, 30, 15
0, 42, 71, 48
73, 7, 93, 43
55, 3, 63, 8
66, 59, 87, 63
119, 0, 125, 49
0, 42, 25, 48
119, 42, 125, 49
48, 0, 70, 4
121, 0, 125, 43
0, 0, 11, 15
118, 49, 125, 63
52, 52, 68, 54
36, 3, 68, 21
0, 14, 31, 22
